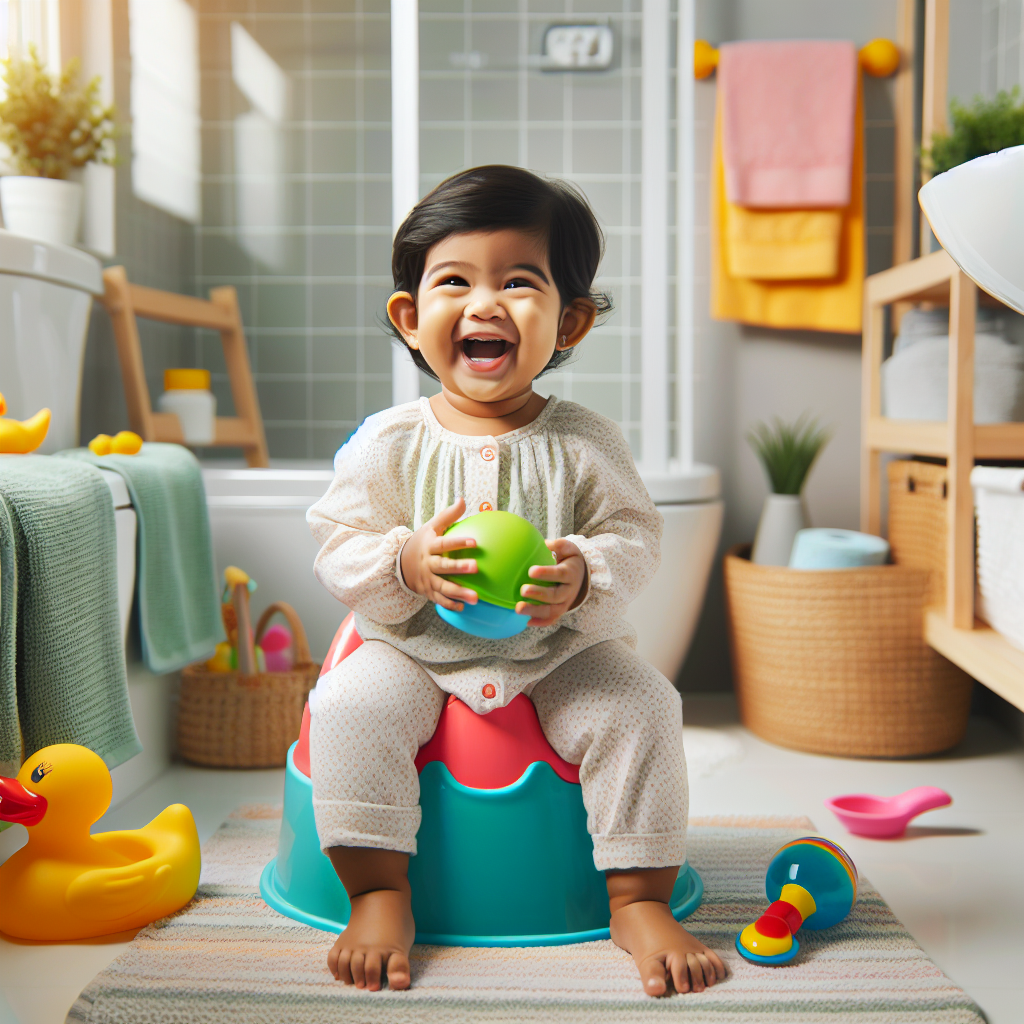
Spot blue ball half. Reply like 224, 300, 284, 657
437, 598, 531, 639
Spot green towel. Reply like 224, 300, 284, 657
0, 456, 140, 776
57, 444, 224, 674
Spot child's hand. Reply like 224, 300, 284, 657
400, 498, 479, 612
516, 538, 588, 627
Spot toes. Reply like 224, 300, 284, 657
686, 952, 706, 992
364, 950, 383, 991
350, 950, 366, 988
640, 957, 669, 997
708, 948, 728, 981
697, 952, 715, 987
668, 952, 689, 994
335, 948, 353, 985
385, 951, 412, 991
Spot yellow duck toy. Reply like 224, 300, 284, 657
0, 392, 51, 454
0, 744, 201, 940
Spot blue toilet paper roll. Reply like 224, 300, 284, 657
789, 528, 890, 569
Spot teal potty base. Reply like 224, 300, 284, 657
261, 743, 703, 946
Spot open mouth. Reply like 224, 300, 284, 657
461, 337, 512, 369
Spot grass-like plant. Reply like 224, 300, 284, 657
747, 415, 831, 495
0, 46, 115, 179
925, 87, 1024, 176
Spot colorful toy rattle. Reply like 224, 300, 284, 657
438, 510, 555, 639
736, 836, 857, 965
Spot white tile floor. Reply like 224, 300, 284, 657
2, 698, 1021, 1024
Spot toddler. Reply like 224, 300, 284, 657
307, 165, 725, 997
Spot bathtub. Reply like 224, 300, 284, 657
201, 462, 722, 682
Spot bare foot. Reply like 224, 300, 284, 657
327, 888, 415, 991
325, 847, 415, 991
610, 900, 726, 996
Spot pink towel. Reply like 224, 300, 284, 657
719, 40, 858, 208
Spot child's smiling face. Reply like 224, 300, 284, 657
388, 228, 595, 410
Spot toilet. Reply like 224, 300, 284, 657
0, 229, 103, 453
202, 461, 722, 679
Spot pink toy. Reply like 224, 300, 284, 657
259, 623, 293, 672
825, 786, 952, 838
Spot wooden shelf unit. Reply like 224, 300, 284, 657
861, 250, 1024, 712
101, 266, 269, 468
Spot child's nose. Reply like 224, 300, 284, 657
464, 289, 506, 320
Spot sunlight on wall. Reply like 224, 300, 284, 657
231, 21, 291, 272
0, 0, 61, 71
129, 0, 200, 223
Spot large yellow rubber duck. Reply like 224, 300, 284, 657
0, 744, 201, 940
0, 392, 51, 454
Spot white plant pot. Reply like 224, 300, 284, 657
0, 176, 83, 247
751, 493, 809, 566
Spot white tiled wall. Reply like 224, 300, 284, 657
981, 0, 1024, 95
419, 0, 657, 459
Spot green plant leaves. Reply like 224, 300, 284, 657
926, 87, 1024, 176
747, 414, 832, 495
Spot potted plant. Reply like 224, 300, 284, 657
0, 46, 115, 247
924, 87, 1024, 175
747, 415, 831, 565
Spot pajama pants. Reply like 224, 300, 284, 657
309, 638, 688, 871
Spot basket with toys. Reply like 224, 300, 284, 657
177, 567, 320, 768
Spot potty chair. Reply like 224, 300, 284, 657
260, 613, 703, 946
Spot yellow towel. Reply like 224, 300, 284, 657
725, 207, 843, 279
712, 81, 864, 333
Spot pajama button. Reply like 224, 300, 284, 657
479, 501, 493, 511
481, 447, 496, 462
481, 684, 496, 699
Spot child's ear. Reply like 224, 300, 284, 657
387, 292, 420, 349
556, 298, 598, 350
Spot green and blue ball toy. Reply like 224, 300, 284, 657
437, 510, 556, 638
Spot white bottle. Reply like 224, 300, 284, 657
157, 368, 216, 445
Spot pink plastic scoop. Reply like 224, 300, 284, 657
824, 786, 952, 838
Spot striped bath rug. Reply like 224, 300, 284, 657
67, 807, 984, 1024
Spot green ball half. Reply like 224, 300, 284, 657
441, 511, 556, 610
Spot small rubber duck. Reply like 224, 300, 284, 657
0, 744, 201, 940
0, 392, 51, 454
88, 430, 144, 455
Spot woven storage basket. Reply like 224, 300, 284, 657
888, 459, 948, 607
177, 602, 320, 768
724, 545, 971, 757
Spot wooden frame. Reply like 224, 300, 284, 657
101, 266, 269, 468
861, 252, 1024, 712
892, 0, 917, 269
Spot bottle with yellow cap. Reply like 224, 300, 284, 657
157, 369, 216, 445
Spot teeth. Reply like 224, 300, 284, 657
462, 338, 509, 363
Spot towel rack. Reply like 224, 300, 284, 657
694, 38, 900, 79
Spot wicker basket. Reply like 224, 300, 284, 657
177, 601, 320, 768
724, 545, 971, 757
887, 459, 948, 607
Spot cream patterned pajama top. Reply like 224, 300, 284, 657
307, 396, 663, 713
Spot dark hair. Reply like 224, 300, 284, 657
388, 165, 612, 379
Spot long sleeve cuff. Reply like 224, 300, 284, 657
394, 537, 418, 596
564, 533, 611, 610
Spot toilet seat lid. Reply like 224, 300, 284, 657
0, 229, 103, 294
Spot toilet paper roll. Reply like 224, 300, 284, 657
789, 528, 890, 569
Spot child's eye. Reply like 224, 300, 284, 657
504, 278, 533, 290
438, 275, 468, 287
